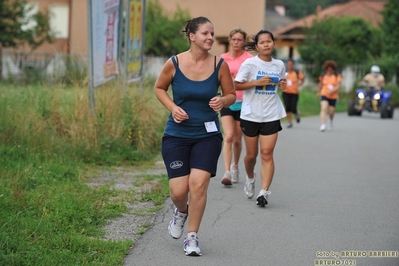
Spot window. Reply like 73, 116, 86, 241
50, 4, 70, 39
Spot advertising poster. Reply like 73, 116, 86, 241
90, 0, 120, 87
126, 0, 144, 82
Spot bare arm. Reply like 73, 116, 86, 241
379, 75, 385, 88
299, 72, 305, 86
317, 77, 322, 97
154, 58, 189, 123
235, 76, 276, 91
209, 60, 236, 111
332, 75, 342, 94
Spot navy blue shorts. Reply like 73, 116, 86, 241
161, 134, 223, 179
220, 107, 241, 121
320, 96, 338, 107
240, 119, 282, 137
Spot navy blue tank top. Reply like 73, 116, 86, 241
164, 56, 223, 138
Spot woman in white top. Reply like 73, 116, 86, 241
234, 29, 287, 207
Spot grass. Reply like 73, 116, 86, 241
0, 144, 132, 265
0, 79, 171, 265
296, 86, 350, 116
1, 78, 397, 265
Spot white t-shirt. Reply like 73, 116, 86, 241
235, 56, 287, 123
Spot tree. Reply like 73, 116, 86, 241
145, 0, 191, 56
298, 16, 383, 81
381, 0, 399, 84
0, 0, 54, 78
0, 0, 53, 52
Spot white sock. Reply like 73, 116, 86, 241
246, 176, 255, 183
187, 232, 197, 238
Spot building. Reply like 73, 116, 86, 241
272, 0, 388, 60
2, 0, 267, 79
6, 0, 266, 56
2, 0, 87, 55
156, 0, 266, 55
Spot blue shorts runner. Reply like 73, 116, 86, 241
162, 134, 223, 179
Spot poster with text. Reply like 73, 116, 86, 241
90, 0, 120, 87
126, 0, 144, 82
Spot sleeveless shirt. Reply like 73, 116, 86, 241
164, 56, 224, 138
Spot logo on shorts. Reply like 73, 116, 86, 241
170, 161, 183, 169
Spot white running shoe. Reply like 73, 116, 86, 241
256, 190, 271, 207
244, 174, 256, 199
183, 232, 202, 256
221, 171, 232, 186
320, 124, 326, 132
230, 164, 239, 183
168, 208, 187, 239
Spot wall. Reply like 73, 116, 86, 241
69, 0, 88, 55
157, 0, 266, 55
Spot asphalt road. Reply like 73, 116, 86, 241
124, 111, 399, 266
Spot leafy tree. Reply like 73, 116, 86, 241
381, 0, 399, 57
380, 0, 399, 84
0, 0, 53, 52
298, 16, 383, 81
145, 0, 191, 56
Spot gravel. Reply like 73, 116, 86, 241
85, 160, 167, 243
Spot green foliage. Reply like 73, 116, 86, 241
0, 0, 54, 50
381, 0, 399, 57
145, 0, 191, 56
298, 17, 383, 81
381, 0, 399, 84
0, 81, 168, 166
281, 0, 350, 19
361, 53, 399, 84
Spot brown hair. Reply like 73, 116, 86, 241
182, 16, 212, 44
229, 28, 248, 41
322, 60, 337, 71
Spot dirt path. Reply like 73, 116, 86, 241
85, 159, 167, 243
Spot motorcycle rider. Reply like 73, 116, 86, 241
358, 65, 385, 111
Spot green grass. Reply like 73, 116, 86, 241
0, 144, 131, 265
0, 80, 170, 265
297, 87, 350, 117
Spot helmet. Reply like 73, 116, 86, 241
371, 65, 380, 73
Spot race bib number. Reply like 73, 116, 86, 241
204, 121, 218, 133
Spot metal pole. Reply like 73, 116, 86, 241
139, 0, 146, 91
87, 0, 95, 112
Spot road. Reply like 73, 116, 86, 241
124, 111, 399, 266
